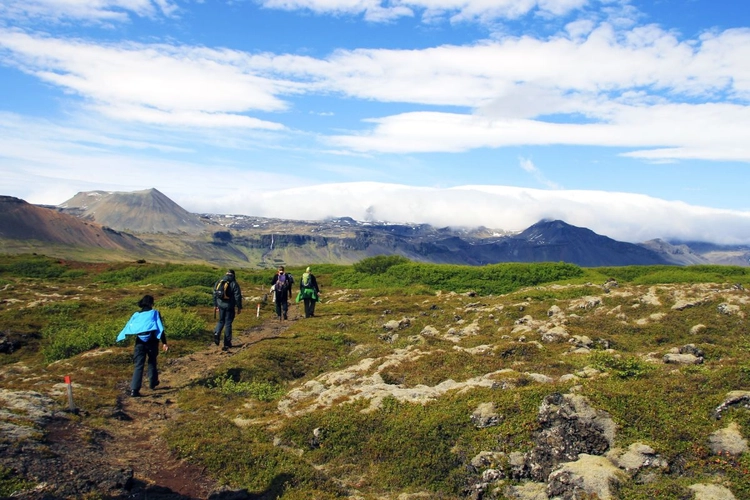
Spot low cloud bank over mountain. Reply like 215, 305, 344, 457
181, 183, 750, 246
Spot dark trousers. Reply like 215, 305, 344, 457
303, 298, 316, 318
214, 307, 236, 346
275, 294, 289, 318
131, 339, 159, 392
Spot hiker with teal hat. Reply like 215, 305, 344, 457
117, 294, 168, 397
296, 266, 320, 318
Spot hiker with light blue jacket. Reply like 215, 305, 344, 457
117, 294, 168, 397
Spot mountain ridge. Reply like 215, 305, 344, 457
58, 188, 205, 235
3, 189, 748, 267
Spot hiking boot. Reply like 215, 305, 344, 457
130, 390, 141, 397
213, 333, 220, 346
283, 313, 288, 320
150, 380, 160, 390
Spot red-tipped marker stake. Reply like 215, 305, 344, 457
64, 376, 76, 412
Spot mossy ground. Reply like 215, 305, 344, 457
1, 255, 749, 498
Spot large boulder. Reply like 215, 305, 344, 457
546, 454, 627, 500
525, 393, 617, 481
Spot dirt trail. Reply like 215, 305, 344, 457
102, 309, 297, 499
0, 309, 300, 500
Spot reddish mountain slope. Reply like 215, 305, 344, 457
0, 196, 149, 251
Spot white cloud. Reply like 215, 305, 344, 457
258, 0, 590, 23
91, 103, 286, 130
0, 110, 301, 211
300, 24, 746, 107
1, 19, 749, 159
241, 182, 750, 245
0, 30, 292, 128
324, 101, 750, 161
0, 0, 177, 24
519, 158, 561, 189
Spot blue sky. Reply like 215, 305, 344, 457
1, 0, 750, 244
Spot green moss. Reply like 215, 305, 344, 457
164, 416, 344, 497
0, 466, 36, 497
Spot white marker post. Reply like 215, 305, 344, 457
256, 303, 260, 318
64, 375, 76, 412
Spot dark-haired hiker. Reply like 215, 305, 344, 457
117, 295, 168, 397
296, 266, 320, 318
213, 269, 242, 350
271, 266, 294, 320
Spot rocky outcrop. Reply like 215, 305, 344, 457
708, 422, 748, 456
689, 483, 737, 500
525, 393, 617, 482
546, 454, 627, 500
713, 391, 750, 420
471, 402, 502, 429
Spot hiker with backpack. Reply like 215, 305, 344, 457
116, 294, 168, 397
296, 266, 320, 318
213, 269, 242, 350
271, 266, 293, 320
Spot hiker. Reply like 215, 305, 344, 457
271, 265, 294, 320
117, 294, 168, 397
213, 269, 243, 350
296, 266, 320, 318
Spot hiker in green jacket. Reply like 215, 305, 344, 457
296, 266, 320, 318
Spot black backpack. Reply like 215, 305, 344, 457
214, 279, 231, 301
274, 273, 289, 293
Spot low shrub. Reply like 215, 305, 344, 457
333, 260, 584, 295
41, 307, 205, 361
159, 308, 206, 339
141, 271, 217, 288
159, 290, 212, 308
353, 255, 410, 274
97, 263, 176, 285
0, 255, 67, 279
39, 301, 83, 318
207, 373, 285, 401
589, 351, 654, 379
42, 316, 124, 362
597, 265, 749, 285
